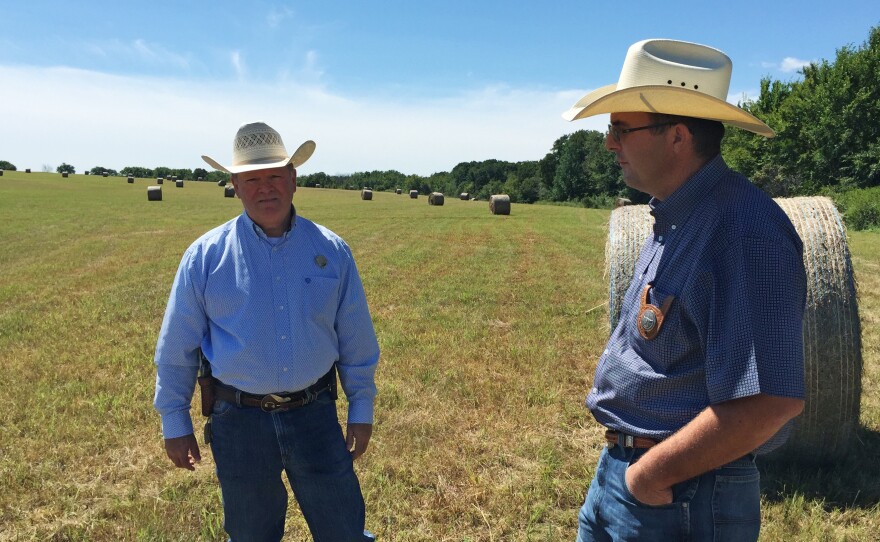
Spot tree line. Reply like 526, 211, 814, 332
3, 26, 878, 226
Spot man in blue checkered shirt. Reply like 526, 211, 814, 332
563, 40, 806, 541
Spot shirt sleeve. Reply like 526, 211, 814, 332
153, 246, 209, 438
706, 234, 807, 403
334, 241, 380, 424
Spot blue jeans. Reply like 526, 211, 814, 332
210, 391, 373, 542
576, 444, 761, 541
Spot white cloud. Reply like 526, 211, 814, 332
780, 56, 811, 73
0, 64, 603, 176
267, 6, 295, 28
231, 51, 245, 79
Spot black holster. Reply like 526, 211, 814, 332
197, 349, 215, 417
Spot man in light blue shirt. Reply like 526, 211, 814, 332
154, 121, 379, 541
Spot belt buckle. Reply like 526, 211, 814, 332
260, 393, 291, 412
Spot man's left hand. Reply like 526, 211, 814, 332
346, 423, 373, 460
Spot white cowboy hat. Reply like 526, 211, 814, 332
202, 121, 316, 174
562, 39, 774, 137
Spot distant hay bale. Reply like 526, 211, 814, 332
605, 196, 862, 463
157, 178, 164, 185
489, 194, 511, 215
315, 183, 321, 188
0, 170, 3, 176
361, 189, 373, 200
62, 172, 69, 178
198, 176, 204, 181
175, 180, 184, 188
217, 179, 226, 187
396, 188, 402, 194
26, 169, 31, 173
102, 172, 108, 177
127, 176, 134, 183
429, 192, 445, 206
409, 190, 418, 199
147, 186, 162, 201
615, 197, 632, 208
460, 192, 470, 200
172, 176, 178, 181
224, 186, 236, 198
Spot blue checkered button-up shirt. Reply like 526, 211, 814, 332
154, 209, 380, 439
588, 156, 806, 453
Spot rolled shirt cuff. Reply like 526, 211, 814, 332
346, 399, 374, 425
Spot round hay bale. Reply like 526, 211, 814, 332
396, 188, 402, 194
460, 192, 470, 200
175, 180, 184, 188
147, 186, 162, 201
157, 178, 164, 185
224, 185, 236, 198
127, 176, 134, 183
0, 170, 4, 176
361, 189, 373, 200
102, 172, 108, 177
429, 192, 445, 206
26, 169, 31, 173
217, 179, 226, 187
489, 194, 511, 215
62, 172, 69, 178
409, 190, 419, 199
605, 196, 861, 463
315, 183, 321, 188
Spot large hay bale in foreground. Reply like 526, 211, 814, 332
489, 194, 511, 215
409, 190, 418, 199
147, 186, 162, 201
605, 196, 861, 463
224, 186, 236, 198
429, 192, 445, 206
361, 189, 373, 200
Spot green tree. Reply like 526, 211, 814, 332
0, 160, 17, 171
56, 163, 76, 174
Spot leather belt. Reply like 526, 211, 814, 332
214, 367, 336, 412
605, 429, 659, 449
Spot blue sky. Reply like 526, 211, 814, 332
1, 1, 878, 176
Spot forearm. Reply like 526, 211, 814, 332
629, 393, 804, 491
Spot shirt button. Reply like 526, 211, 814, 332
280, 335, 286, 340
283, 367, 288, 372
278, 305, 284, 310
603, 349, 609, 356
671, 224, 677, 230
272, 247, 278, 253
658, 235, 664, 242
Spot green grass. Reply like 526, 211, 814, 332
1, 171, 878, 541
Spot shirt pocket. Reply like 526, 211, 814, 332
300, 276, 341, 330
630, 284, 689, 370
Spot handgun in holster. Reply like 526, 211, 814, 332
196, 348, 215, 444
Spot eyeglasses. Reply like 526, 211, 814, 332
606, 122, 676, 143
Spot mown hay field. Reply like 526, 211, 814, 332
1, 172, 878, 541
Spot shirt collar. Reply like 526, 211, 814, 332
242, 205, 298, 241
649, 154, 728, 236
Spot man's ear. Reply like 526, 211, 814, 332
670, 122, 691, 153
290, 166, 297, 194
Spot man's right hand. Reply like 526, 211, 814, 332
164, 434, 201, 471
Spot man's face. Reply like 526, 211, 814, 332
605, 112, 673, 198
231, 165, 297, 236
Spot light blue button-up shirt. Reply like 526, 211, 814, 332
154, 209, 379, 439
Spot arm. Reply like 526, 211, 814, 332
626, 392, 804, 505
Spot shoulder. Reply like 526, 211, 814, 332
295, 215, 351, 253
181, 215, 241, 263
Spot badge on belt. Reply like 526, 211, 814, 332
637, 284, 675, 340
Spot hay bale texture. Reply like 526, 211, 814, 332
460, 192, 470, 200
409, 190, 418, 199
127, 176, 134, 184
605, 196, 862, 463
147, 186, 162, 201
396, 188, 402, 194
175, 180, 184, 188
361, 189, 373, 200
489, 194, 511, 215
224, 186, 236, 198
62, 172, 69, 178
429, 192, 445, 206
217, 179, 226, 187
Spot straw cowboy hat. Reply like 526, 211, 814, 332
562, 39, 774, 137
202, 121, 316, 174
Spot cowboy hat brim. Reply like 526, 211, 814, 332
202, 140, 317, 174
562, 85, 774, 137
